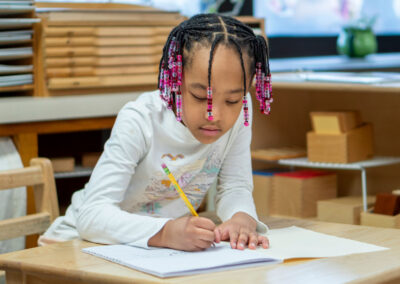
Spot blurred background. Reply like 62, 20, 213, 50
38, 0, 400, 57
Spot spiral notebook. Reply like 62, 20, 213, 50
83, 242, 281, 278
82, 226, 387, 278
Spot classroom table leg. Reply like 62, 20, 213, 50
5, 270, 24, 284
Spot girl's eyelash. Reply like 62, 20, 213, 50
191, 92, 240, 104
191, 93, 207, 101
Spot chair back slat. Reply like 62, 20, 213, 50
0, 212, 51, 241
0, 166, 43, 191
0, 158, 59, 244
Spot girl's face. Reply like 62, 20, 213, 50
180, 44, 252, 144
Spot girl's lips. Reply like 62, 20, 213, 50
200, 127, 221, 136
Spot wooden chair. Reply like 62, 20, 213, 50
0, 158, 59, 245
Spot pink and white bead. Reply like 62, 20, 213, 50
207, 86, 213, 121
254, 61, 273, 118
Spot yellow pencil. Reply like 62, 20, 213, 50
161, 163, 199, 217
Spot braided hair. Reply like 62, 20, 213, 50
158, 13, 273, 126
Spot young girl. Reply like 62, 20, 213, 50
40, 13, 273, 252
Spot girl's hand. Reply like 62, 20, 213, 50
214, 212, 269, 250
148, 216, 216, 251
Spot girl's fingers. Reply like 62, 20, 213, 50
215, 225, 230, 241
214, 227, 221, 243
195, 227, 215, 243
258, 235, 269, 249
193, 217, 216, 230
248, 233, 259, 250
229, 231, 239, 249
221, 228, 230, 241
194, 238, 215, 250
237, 230, 249, 250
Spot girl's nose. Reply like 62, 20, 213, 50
205, 104, 220, 122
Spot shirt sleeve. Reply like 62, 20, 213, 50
215, 95, 268, 233
75, 102, 171, 248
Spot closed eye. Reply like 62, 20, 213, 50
191, 92, 207, 101
226, 100, 240, 105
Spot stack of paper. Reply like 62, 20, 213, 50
0, 0, 37, 92
0, 29, 32, 45
0, 2, 34, 16
0, 47, 32, 60
0, 63, 32, 74
0, 74, 32, 86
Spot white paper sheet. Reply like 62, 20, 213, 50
0, 18, 40, 30
258, 226, 387, 259
300, 72, 400, 84
82, 226, 387, 278
0, 47, 32, 60
272, 71, 400, 85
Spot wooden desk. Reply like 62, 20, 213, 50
1, 217, 400, 284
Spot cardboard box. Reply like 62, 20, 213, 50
252, 168, 290, 217
272, 170, 337, 218
310, 111, 362, 134
373, 193, 400, 216
307, 123, 374, 163
82, 152, 101, 168
317, 196, 376, 225
361, 208, 400, 229
50, 157, 75, 173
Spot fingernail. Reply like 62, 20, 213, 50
232, 243, 236, 249
239, 243, 244, 249
251, 243, 256, 248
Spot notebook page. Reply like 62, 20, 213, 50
82, 226, 387, 278
83, 242, 282, 278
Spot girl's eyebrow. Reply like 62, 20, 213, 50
190, 82, 243, 94
190, 82, 207, 90
228, 88, 244, 94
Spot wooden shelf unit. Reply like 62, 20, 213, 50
34, 4, 185, 97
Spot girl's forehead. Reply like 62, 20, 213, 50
184, 44, 251, 75
183, 45, 250, 93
